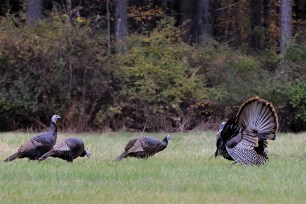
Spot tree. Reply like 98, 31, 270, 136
115, 0, 128, 53
26, 0, 43, 25
250, 0, 262, 50
198, 0, 213, 45
213, 0, 242, 48
280, 0, 292, 54
180, 0, 213, 45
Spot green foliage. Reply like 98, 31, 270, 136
284, 39, 306, 62
191, 42, 279, 113
273, 40, 306, 131
283, 39, 306, 79
113, 18, 207, 131
0, 12, 306, 132
117, 18, 204, 106
285, 79, 306, 120
0, 15, 68, 115
0, 12, 113, 130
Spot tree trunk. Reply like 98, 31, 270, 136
107, 0, 111, 56
250, 0, 262, 50
26, 0, 42, 25
115, 0, 128, 54
180, 0, 213, 45
198, 0, 213, 45
280, 0, 293, 54
263, 0, 270, 28
0, 0, 10, 16
180, 0, 195, 43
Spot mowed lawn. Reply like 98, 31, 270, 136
0, 131, 306, 204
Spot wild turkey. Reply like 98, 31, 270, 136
117, 135, 172, 160
38, 137, 90, 162
215, 96, 279, 165
4, 115, 61, 162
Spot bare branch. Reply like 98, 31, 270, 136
214, 2, 239, 11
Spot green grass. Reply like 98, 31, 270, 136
1, 131, 306, 204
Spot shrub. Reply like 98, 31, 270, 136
113, 18, 207, 131
286, 79, 306, 119
1, 14, 306, 132
0, 12, 114, 131
191, 42, 279, 118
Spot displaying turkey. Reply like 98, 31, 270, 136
215, 96, 279, 165
38, 137, 90, 162
117, 135, 172, 160
4, 115, 61, 162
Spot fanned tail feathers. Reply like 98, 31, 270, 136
236, 96, 279, 140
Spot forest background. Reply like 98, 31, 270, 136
0, 0, 305, 133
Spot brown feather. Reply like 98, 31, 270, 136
19, 139, 43, 152
127, 139, 145, 153
39, 138, 88, 162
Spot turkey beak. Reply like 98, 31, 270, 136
85, 151, 91, 158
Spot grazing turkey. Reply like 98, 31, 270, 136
4, 115, 61, 162
215, 96, 279, 165
117, 135, 172, 160
38, 138, 90, 162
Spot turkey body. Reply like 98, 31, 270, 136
4, 115, 61, 162
215, 97, 279, 165
39, 137, 90, 162
117, 135, 172, 160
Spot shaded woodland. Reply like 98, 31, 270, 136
0, 0, 306, 132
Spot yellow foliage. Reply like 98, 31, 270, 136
129, 2, 163, 24
76, 16, 85, 24
62, 14, 69, 19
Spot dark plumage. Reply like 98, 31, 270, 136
215, 96, 279, 165
117, 135, 172, 160
38, 137, 90, 162
4, 115, 61, 162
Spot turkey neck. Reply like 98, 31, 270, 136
49, 121, 58, 139
162, 137, 169, 144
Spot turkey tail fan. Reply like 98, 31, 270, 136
38, 150, 55, 161
236, 96, 279, 140
4, 153, 19, 162
116, 151, 129, 160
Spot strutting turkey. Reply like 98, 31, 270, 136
215, 96, 279, 165
117, 135, 172, 160
38, 138, 90, 162
4, 115, 61, 162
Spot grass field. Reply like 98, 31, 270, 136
0, 131, 306, 204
